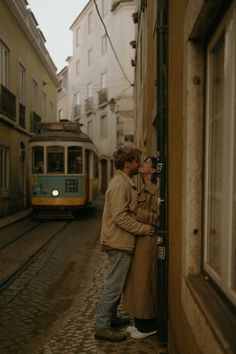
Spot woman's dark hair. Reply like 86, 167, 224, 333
144, 156, 159, 184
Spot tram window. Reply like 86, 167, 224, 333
47, 146, 64, 173
32, 146, 44, 173
68, 146, 83, 174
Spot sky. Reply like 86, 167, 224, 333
27, 0, 89, 72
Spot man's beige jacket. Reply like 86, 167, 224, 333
101, 170, 153, 252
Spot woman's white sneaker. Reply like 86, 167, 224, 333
126, 325, 138, 333
131, 329, 157, 339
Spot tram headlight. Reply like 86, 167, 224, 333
51, 189, 59, 197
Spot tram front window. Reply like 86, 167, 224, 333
47, 146, 64, 173
32, 146, 44, 174
68, 146, 83, 174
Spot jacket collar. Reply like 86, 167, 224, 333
144, 183, 156, 195
116, 170, 136, 188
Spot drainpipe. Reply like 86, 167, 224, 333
156, 0, 168, 345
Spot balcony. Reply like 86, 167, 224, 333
74, 104, 81, 119
30, 111, 41, 133
84, 97, 94, 114
19, 103, 25, 129
0, 84, 16, 120
98, 88, 108, 107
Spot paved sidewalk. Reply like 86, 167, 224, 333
0, 208, 33, 229
35, 242, 164, 354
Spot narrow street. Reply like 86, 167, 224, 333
0, 199, 164, 354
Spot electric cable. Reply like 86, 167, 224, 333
92, 0, 133, 86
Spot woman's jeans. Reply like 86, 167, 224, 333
96, 250, 132, 329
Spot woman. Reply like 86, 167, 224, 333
122, 156, 160, 339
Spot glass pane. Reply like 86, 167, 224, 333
47, 146, 64, 173
32, 146, 44, 174
206, 36, 225, 276
67, 146, 83, 174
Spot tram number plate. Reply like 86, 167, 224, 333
65, 179, 78, 192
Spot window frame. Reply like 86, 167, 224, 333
203, 4, 236, 306
0, 40, 10, 88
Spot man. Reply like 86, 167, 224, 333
95, 146, 155, 342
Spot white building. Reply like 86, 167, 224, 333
59, 0, 135, 193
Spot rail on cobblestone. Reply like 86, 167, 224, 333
0, 221, 70, 294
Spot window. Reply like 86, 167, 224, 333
76, 27, 80, 47
42, 92, 47, 119
58, 109, 63, 120
18, 63, 25, 105
204, 8, 236, 305
47, 146, 64, 174
101, 72, 107, 89
101, 35, 107, 54
67, 146, 83, 174
87, 83, 92, 98
88, 11, 93, 33
102, 0, 108, 17
100, 115, 108, 138
88, 119, 93, 138
31, 79, 38, 112
88, 49, 93, 66
50, 101, 54, 119
0, 40, 10, 88
75, 92, 80, 105
76, 59, 80, 76
32, 146, 44, 174
0, 145, 9, 190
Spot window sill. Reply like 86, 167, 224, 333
186, 275, 236, 352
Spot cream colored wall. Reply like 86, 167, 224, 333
0, 1, 57, 126
0, 0, 57, 215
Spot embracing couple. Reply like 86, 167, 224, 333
95, 145, 160, 342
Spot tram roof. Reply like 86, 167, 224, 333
29, 130, 93, 143
29, 121, 94, 144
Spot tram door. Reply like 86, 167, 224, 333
100, 159, 107, 194
85, 150, 90, 203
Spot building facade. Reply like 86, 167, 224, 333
134, 0, 236, 353
0, 0, 58, 216
57, 66, 69, 121
62, 0, 135, 193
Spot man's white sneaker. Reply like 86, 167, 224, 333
131, 329, 157, 339
126, 325, 138, 333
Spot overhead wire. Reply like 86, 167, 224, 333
92, 0, 133, 86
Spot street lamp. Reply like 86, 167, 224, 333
108, 98, 134, 119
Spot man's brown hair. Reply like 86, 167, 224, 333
113, 145, 141, 170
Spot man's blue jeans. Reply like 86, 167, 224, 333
96, 250, 132, 329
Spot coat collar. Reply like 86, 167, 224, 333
143, 183, 156, 195
116, 170, 136, 188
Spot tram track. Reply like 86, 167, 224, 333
0, 219, 71, 294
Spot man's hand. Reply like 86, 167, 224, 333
128, 201, 138, 214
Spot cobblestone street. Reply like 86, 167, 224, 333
0, 200, 165, 354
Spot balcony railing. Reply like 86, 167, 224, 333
85, 97, 94, 114
19, 103, 25, 129
0, 84, 16, 120
74, 104, 81, 119
30, 111, 41, 133
98, 88, 108, 106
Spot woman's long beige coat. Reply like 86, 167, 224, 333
122, 183, 159, 319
